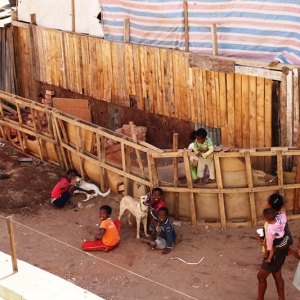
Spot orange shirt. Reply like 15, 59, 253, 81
100, 219, 120, 246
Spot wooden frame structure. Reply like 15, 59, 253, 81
1, 90, 300, 228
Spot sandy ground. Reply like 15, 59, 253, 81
0, 146, 300, 300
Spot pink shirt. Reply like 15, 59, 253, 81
265, 212, 287, 251
51, 178, 69, 198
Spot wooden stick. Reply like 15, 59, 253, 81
7, 216, 18, 272
183, 0, 189, 52
71, 0, 75, 32
211, 24, 218, 56
173, 133, 179, 219
124, 19, 130, 43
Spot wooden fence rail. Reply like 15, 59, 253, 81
1, 91, 300, 228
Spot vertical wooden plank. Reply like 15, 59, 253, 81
234, 74, 242, 148
286, 69, 293, 147
164, 50, 175, 118
203, 70, 209, 125
159, 48, 167, 116
88, 37, 98, 99
241, 75, 250, 148
183, 151, 197, 225
139, 45, 149, 103
7, 216, 18, 271
125, 43, 135, 97
211, 24, 218, 55
178, 53, 188, 120
170, 51, 179, 118
183, 0, 189, 52
81, 35, 90, 95
147, 152, 159, 187
59, 31, 67, 89
214, 152, 226, 227
173, 133, 179, 219
280, 68, 288, 150
102, 40, 112, 102
226, 73, 235, 147
132, 44, 143, 108
211, 71, 218, 129
264, 78, 272, 173
124, 18, 130, 43
293, 68, 300, 146
277, 150, 284, 196
249, 76, 257, 165
245, 152, 257, 225
219, 72, 228, 145
256, 77, 265, 169
214, 71, 220, 130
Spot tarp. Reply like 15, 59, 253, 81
102, 0, 300, 65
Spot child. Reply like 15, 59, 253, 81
188, 131, 199, 183
82, 205, 120, 252
148, 187, 165, 239
50, 168, 93, 209
192, 128, 215, 185
144, 207, 177, 255
263, 207, 287, 263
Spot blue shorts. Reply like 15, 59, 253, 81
51, 191, 70, 208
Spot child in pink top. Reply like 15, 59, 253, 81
263, 207, 287, 263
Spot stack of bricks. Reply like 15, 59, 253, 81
97, 124, 147, 155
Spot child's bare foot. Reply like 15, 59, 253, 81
205, 179, 216, 184
161, 248, 171, 255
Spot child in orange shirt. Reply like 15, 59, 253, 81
82, 205, 120, 252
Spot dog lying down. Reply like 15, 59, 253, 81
74, 177, 111, 202
118, 194, 150, 239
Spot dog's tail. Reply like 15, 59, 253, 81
98, 188, 111, 198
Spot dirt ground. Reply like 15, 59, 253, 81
0, 145, 300, 300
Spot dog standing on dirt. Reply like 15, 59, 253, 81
74, 177, 111, 201
118, 194, 150, 239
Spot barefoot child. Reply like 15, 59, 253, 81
82, 205, 120, 252
192, 128, 215, 185
145, 207, 176, 255
263, 207, 287, 263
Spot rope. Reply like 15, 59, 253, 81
163, 257, 204, 265
0, 214, 198, 300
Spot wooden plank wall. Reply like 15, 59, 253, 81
4, 25, 300, 164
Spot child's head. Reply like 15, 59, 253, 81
189, 131, 197, 140
195, 128, 207, 144
263, 207, 277, 222
267, 193, 284, 212
157, 207, 169, 223
99, 205, 112, 220
151, 187, 163, 203
66, 168, 79, 181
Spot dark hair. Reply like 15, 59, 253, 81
196, 128, 207, 138
158, 207, 169, 215
67, 168, 79, 176
263, 207, 277, 220
268, 193, 284, 211
100, 205, 112, 215
189, 131, 197, 140
152, 187, 163, 196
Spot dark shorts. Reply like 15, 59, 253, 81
261, 248, 288, 273
51, 191, 70, 208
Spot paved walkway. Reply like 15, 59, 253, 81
0, 251, 104, 300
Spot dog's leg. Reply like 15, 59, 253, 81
118, 205, 125, 221
127, 211, 132, 225
136, 217, 141, 239
142, 217, 149, 237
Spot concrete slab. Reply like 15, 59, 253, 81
0, 252, 104, 300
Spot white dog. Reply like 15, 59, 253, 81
74, 177, 111, 202
118, 194, 150, 239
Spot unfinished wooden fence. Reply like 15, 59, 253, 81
1, 90, 300, 228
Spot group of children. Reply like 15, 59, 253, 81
188, 128, 216, 185
82, 187, 177, 254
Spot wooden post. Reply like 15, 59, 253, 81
211, 24, 218, 56
124, 19, 130, 43
183, 0, 189, 52
277, 150, 284, 196
7, 216, 18, 272
71, 0, 75, 32
173, 133, 179, 219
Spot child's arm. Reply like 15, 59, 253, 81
85, 226, 106, 240
161, 225, 175, 255
202, 145, 214, 159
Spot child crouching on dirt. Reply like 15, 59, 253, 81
82, 205, 120, 252
144, 207, 176, 255
50, 168, 93, 209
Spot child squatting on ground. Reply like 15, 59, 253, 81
148, 187, 165, 239
50, 168, 94, 209
262, 207, 287, 263
144, 207, 177, 255
191, 128, 216, 185
82, 205, 120, 252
